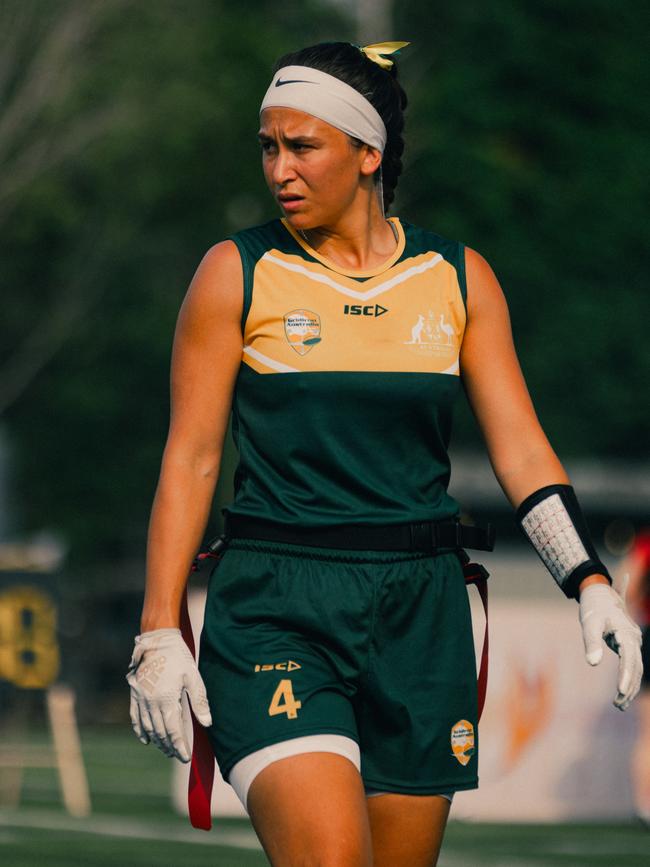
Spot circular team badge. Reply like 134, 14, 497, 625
450, 719, 475, 766
283, 309, 322, 355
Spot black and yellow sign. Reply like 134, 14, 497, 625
0, 584, 60, 688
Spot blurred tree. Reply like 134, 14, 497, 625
1, 0, 354, 566
1, 0, 648, 573
393, 0, 649, 457
0, 0, 135, 414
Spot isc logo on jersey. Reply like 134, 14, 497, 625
343, 304, 388, 317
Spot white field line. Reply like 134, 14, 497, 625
548, 839, 650, 857
438, 856, 481, 867
439, 839, 650, 867
16, 777, 171, 797
0, 809, 261, 850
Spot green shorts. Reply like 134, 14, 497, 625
198, 537, 479, 795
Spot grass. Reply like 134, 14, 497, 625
0, 725, 647, 866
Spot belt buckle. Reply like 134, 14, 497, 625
207, 533, 229, 554
410, 522, 436, 552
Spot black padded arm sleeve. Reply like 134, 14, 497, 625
515, 484, 612, 600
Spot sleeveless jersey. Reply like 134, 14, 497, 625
222, 215, 468, 528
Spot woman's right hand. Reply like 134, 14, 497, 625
126, 628, 213, 762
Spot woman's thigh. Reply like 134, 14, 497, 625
247, 751, 373, 867
367, 792, 451, 867
245, 753, 452, 867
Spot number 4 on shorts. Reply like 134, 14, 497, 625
268, 678, 302, 719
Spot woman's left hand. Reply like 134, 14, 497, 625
579, 578, 643, 711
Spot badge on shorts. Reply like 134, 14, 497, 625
450, 719, 475, 766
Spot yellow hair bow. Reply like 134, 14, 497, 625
359, 41, 411, 70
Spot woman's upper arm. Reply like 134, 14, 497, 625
460, 246, 557, 477
165, 239, 244, 468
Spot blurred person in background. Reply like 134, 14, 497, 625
617, 527, 650, 826
126, 40, 643, 866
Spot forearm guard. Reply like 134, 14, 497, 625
515, 484, 612, 600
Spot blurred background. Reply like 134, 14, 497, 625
0, 1, 648, 864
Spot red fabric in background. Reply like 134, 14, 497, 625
633, 531, 650, 625
179, 552, 221, 831
463, 562, 489, 722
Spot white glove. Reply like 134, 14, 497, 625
126, 627, 212, 761
579, 579, 643, 711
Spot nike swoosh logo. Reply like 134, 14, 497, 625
275, 78, 317, 87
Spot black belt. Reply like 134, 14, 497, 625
220, 514, 495, 554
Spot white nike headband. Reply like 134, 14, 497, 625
259, 65, 387, 153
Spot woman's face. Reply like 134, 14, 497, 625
258, 107, 379, 228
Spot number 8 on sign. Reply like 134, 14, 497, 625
0, 586, 60, 689
268, 678, 302, 719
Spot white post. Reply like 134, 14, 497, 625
46, 683, 91, 817
0, 757, 23, 807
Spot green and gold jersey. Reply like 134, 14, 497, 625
222, 215, 468, 527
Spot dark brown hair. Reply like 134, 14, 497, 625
272, 42, 408, 213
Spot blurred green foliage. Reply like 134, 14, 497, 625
1, 0, 648, 564
395, 0, 649, 455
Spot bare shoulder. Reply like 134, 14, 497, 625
168, 240, 244, 455
464, 245, 508, 318
181, 239, 243, 323
465, 245, 495, 278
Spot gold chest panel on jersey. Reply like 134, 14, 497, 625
242, 246, 466, 376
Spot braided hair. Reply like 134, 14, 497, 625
271, 42, 408, 214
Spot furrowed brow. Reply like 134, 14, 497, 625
284, 134, 320, 144
257, 131, 320, 144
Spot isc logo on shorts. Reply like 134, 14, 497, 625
253, 660, 301, 672
450, 719, 475, 766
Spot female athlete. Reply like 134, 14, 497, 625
127, 41, 643, 866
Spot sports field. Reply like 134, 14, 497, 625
0, 726, 647, 867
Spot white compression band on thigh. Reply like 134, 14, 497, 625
365, 788, 455, 803
259, 65, 387, 153
228, 733, 361, 812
